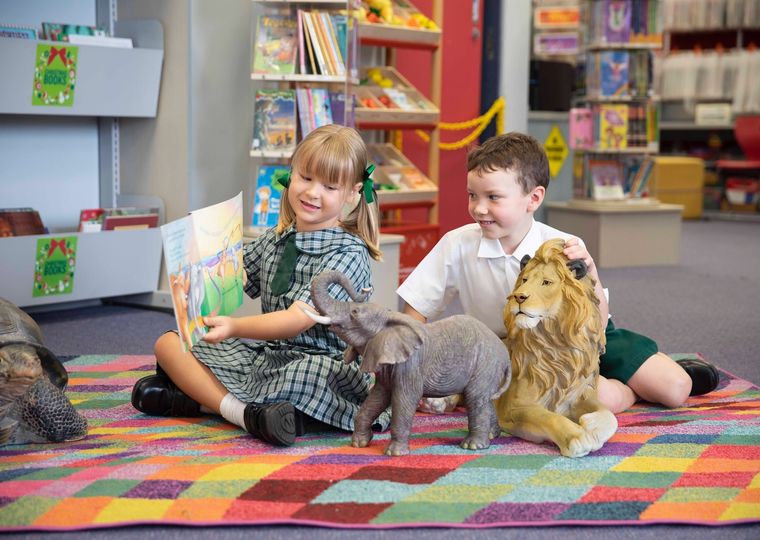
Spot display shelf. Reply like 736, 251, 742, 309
250, 149, 294, 158
250, 73, 358, 83
660, 121, 733, 130
358, 22, 440, 50
585, 41, 661, 51
0, 20, 163, 117
0, 229, 162, 308
355, 66, 439, 127
546, 200, 683, 267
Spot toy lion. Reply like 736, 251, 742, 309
494, 239, 617, 458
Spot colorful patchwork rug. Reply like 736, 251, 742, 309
0, 354, 759, 532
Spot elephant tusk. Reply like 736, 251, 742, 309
300, 305, 332, 325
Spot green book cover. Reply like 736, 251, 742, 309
32, 44, 78, 107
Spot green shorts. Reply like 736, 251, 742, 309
599, 319, 658, 383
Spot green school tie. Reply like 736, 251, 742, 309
271, 233, 298, 296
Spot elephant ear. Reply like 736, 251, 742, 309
359, 324, 423, 373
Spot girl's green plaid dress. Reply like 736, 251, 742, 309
192, 225, 391, 431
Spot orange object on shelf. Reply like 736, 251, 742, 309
380, 200, 439, 284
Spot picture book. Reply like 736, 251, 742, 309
0, 208, 46, 237
160, 192, 244, 351
604, 0, 631, 43
252, 165, 288, 230
42, 22, 106, 42
329, 91, 351, 126
599, 50, 629, 97
589, 159, 625, 200
252, 89, 297, 153
598, 104, 628, 150
78, 208, 104, 232
311, 88, 333, 128
0, 24, 37, 39
252, 14, 297, 75
569, 107, 593, 149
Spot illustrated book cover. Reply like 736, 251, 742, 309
252, 14, 297, 75
252, 89, 297, 153
599, 50, 629, 97
598, 104, 628, 150
569, 107, 593, 149
160, 192, 244, 351
42, 22, 107, 42
252, 165, 288, 230
589, 159, 625, 200
603, 0, 631, 43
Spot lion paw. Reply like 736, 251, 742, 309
384, 441, 410, 456
579, 410, 617, 451
460, 435, 491, 450
351, 431, 373, 448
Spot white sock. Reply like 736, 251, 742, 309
219, 393, 247, 429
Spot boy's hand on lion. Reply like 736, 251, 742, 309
564, 237, 596, 275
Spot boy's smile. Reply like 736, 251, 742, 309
466, 168, 544, 252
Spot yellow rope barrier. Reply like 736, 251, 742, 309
408, 96, 505, 151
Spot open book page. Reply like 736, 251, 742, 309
161, 192, 244, 351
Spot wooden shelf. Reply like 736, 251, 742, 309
0, 20, 163, 117
377, 188, 437, 205
355, 66, 439, 127
358, 22, 440, 50
585, 41, 662, 51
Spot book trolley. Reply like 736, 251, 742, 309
548, 0, 684, 267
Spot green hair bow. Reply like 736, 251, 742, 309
362, 164, 376, 203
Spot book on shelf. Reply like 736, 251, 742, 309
598, 104, 628, 149
67, 34, 133, 48
42, 22, 107, 42
589, 159, 626, 200
603, 0, 631, 43
102, 213, 159, 231
599, 50, 629, 97
628, 156, 654, 198
78, 208, 104, 232
0, 208, 46, 237
252, 165, 288, 230
252, 89, 297, 153
160, 192, 244, 351
0, 24, 37, 39
301, 11, 331, 75
569, 107, 593, 149
252, 14, 298, 75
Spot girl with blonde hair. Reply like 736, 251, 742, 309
132, 124, 389, 446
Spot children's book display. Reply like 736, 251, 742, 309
251, 165, 288, 230
160, 193, 244, 351
252, 89, 297, 152
0, 208, 46, 237
77, 207, 160, 232
252, 14, 298, 75
0, 24, 37, 39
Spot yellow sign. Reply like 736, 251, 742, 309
544, 125, 568, 178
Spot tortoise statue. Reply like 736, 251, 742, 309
0, 297, 87, 445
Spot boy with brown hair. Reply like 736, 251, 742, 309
397, 132, 718, 413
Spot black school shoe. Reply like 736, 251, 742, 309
131, 368, 202, 417
676, 358, 720, 396
243, 402, 313, 446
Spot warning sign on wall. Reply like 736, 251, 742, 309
544, 125, 568, 178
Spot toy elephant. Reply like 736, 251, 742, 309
303, 270, 512, 456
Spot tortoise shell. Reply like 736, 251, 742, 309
0, 297, 67, 389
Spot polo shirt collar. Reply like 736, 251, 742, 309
476, 219, 542, 262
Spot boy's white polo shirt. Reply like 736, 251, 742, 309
397, 220, 573, 338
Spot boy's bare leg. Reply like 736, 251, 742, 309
596, 376, 637, 414
154, 332, 228, 414
626, 352, 691, 409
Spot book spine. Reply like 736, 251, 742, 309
302, 12, 328, 75
297, 9, 306, 75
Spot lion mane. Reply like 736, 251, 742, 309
503, 238, 605, 412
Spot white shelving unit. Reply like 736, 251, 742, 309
0, 17, 165, 308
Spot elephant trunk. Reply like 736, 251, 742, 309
310, 270, 370, 318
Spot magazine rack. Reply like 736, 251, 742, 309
0, 20, 163, 117
0, 229, 162, 308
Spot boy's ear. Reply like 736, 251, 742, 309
528, 186, 545, 211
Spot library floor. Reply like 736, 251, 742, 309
26, 218, 760, 540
